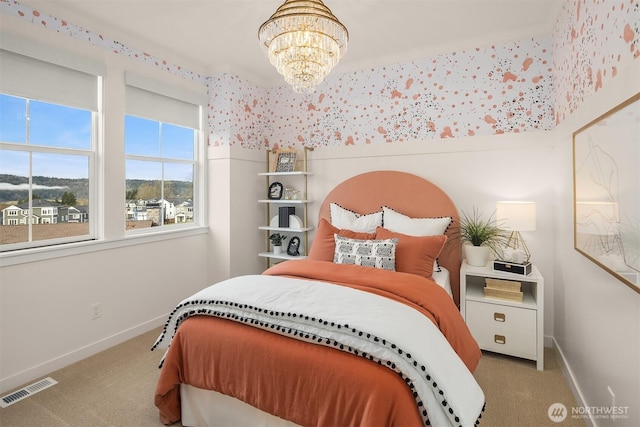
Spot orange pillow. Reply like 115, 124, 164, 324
375, 226, 447, 278
308, 218, 377, 262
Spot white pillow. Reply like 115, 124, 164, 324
382, 206, 452, 236
382, 206, 452, 272
333, 234, 397, 271
330, 203, 383, 233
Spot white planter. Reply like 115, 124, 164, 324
464, 244, 490, 267
272, 245, 282, 255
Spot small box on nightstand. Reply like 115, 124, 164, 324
493, 260, 532, 276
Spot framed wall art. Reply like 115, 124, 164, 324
573, 92, 640, 293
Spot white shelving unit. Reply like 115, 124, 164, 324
259, 148, 313, 267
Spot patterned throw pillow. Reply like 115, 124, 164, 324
333, 234, 398, 271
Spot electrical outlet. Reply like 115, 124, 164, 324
91, 302, 101, 319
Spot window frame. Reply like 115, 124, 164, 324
124, 76, 205, 236
0, 88, 101, 253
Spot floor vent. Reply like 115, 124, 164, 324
0, 377, 58, 408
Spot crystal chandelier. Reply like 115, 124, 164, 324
258, 0, 348, 94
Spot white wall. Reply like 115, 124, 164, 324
0, 235, 209, 392
0, 14, 212, 393
208, 145, 265, 282
552, 60, 640, 426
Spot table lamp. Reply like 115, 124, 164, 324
496, 201, 536, 263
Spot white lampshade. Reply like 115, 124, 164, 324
496, 201, 536, 231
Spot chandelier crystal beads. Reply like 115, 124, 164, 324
258, 0, 348, 94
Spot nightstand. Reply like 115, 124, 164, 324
460, 261, 544, 370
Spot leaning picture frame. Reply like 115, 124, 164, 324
572, 92, 640, 293
274, 150, 297, 173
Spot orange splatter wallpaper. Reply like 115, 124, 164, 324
242, 39, 554, 148
553, 0, 640, 124
2, 0, 638, 149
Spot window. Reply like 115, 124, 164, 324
124, 80, 201, 231
0, 49, 100, 251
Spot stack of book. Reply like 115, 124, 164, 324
484, 278, 523, 302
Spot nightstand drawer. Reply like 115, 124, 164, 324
466, 301, 537, 359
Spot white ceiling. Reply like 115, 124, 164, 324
17, 0, 563, 87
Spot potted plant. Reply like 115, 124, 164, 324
269, 233, 288, 254
455, 208, 505, 267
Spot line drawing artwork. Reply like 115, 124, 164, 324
575, 140, 625, 263
573, 93, 640, 291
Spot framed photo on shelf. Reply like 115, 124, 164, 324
268, 182, 284, 200
287, 236, 301, 256
274, 150, 297, 172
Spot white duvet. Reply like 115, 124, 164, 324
154, 274, 485, 427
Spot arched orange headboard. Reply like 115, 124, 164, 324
318, 171, 462, 307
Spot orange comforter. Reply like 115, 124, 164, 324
154, 260, 481, 426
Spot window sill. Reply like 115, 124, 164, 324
0, 226, 209, 267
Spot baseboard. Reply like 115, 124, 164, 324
0, 315, 166, 394
551, 337, 596, 427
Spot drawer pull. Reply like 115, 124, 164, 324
494, 334, 506, 345
494, 312, 506, 322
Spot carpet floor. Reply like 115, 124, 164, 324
0, 327, 585, 427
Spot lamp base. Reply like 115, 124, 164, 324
504, 231, 531, 263
493, 260, 532, 276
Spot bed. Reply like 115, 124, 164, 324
153, 171, 485, 427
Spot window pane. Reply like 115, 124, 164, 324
162, 124, 195, 160
31, 153, 90, 242
125, 116, 160, 157
32, 152, 89, 181
0, 150, 29, 244
164, 163, 194, 225
1, 151, 91, 247
0, 94, 27, 144
125, 109, 199, 233
126, 160, 162, 229
30, 101, 91, 149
